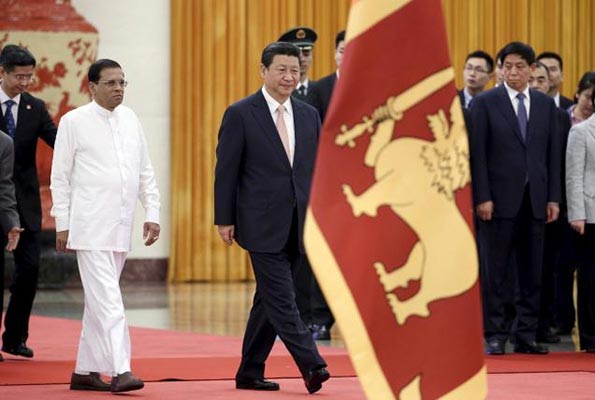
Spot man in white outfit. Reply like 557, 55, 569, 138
50, 59, 160, 393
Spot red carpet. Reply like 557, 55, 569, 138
0, 316, 353, 386
486, 352, 595, 374
0, 378, 367, 400
1, 316, 595, 395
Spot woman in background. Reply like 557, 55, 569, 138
568, 72, 595, 124
565, 83, 595, 353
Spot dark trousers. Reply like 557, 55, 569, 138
2, 229, 40, 347
573, 225, 595, 350
479, 188, 545, 344
554, 218, 579, 333
293, 255, 335, 328
237, 213, 326, 380
539, 216, 577, 334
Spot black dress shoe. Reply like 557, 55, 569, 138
584, 348, 595, 353
313, 325, 331, 341
536, 330, 560, 344
514, 341, 549, 354
2, 342, 34, 358
110, 372, 144, 392
485, 339, 505, 355
304, 367, 330, 394
236, 378, 280, 391
70, 372, 111, 391
0, 353, 3, 362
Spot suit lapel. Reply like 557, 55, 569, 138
15, 94, 31, 142
292, 99, 305, 168
251, 91, 292, 169
495, 86, 525, 146
527, 90, 543, 144
0, 106, 6, 133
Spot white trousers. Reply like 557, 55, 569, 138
75, 250, 130, 376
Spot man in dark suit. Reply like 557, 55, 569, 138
470, 41, 561, 356
536, 51, 574, 110
309, 30, 345, 123
278, 27, 317, 101
296, 30, 345, 341
529, 61, 572, 344
214, 42, 329, 394
0, 45, 57, 359
458, 50, 494, 109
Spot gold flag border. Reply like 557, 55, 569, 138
304, 209, 488, 399
345, 0, 412, 44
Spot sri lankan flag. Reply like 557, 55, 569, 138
304, 0, 487, 398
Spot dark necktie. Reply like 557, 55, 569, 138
296, 85, 306, 97
4, 99, 16, 139
516, 93, 527, 141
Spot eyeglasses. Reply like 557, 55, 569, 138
10, 73, 35, 83
97, 80, 128, 88
464, 66, 489, 74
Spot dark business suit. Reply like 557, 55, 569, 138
294, 72, 337, 334
559, 94, 573, 111
539, 109, 573, 338
458, 89, 467, 109
292, 80, 314, 103
309, 73, 336, 123
214, 89, 325, 380
294, 73, 337, 331
0, 131, 19, 233
470, 85, 561, 345
0, 92, 56, 348
0, 131, 20, 334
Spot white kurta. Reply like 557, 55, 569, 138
50, 100, 160, 376
50, 100, 160, 251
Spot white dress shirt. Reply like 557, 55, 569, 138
50, 101, 160, 251
504, 82, 531, 118
261, 86, 296, 163
553, 92, 561, 108
462, 88, 473, 108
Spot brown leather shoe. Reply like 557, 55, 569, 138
70, 372, 110, 391
110, 371, 144, 392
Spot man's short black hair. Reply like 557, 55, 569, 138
88, 59, 122, 83
465, 50, 494, 73
499, 41, 535, 65
537, 51, 564, 71
261, 42, 300, 68
533, 61, 550, 77
335, 30, 346, 49
0, 45, 36, 72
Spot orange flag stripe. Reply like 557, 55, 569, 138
345, 0, 412, 44
305, 209, 394, 399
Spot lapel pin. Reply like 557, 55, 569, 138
26, 104, 32, 110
